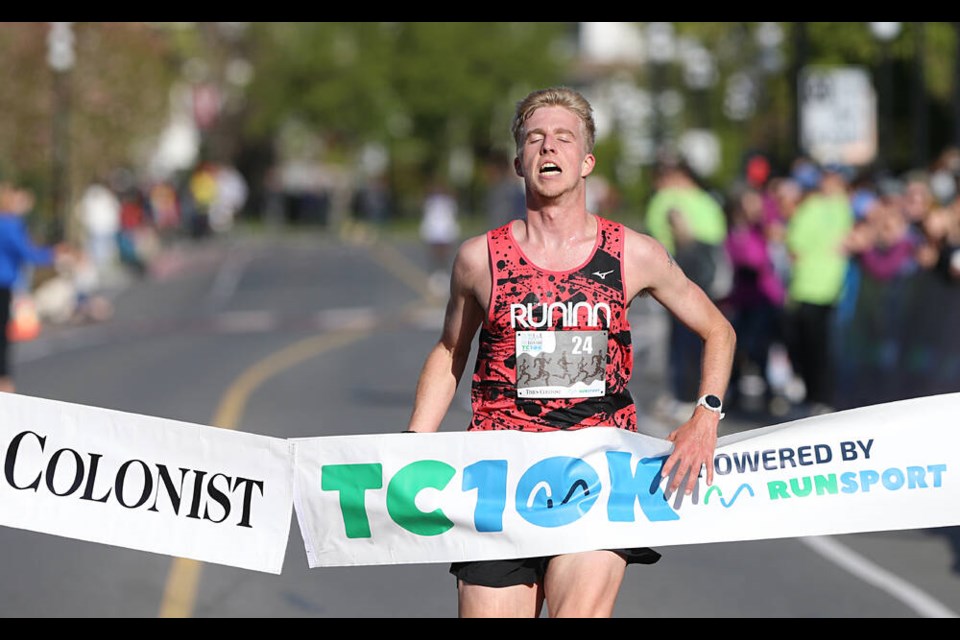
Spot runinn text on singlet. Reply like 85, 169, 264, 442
510, 301, 611, 329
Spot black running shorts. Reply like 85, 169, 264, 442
450, 547, 661, 588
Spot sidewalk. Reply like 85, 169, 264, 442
17, 236, 233, 361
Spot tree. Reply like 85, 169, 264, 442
0, 23, 177, 239
240, 22, 572, 220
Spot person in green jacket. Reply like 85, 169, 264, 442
645, 157, 727, 257
644, 155, 729, 414
783, 161, 855, 415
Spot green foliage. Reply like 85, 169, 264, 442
243, 22, 572, 216
0, 22, 176, 225
3, 22, 960, 230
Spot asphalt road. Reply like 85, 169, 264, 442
1, 226, 958, 618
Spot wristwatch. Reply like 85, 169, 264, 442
696, 394, 725, 420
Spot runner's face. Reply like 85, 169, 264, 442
515, 106, 595, 201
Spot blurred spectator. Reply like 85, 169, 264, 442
919, 203, 960, 284
209, 164, 248, 234
147, 180, 181, 239
116, 188, 158, 276
929, 146, 960, 206
0, 181, 70, 393
353, 173, 392, 230
186, 162, 218, 238
790, 156, 822, 193
419, 178, 460, 296
840, 188, 919, 403
483, 151, 526, 229
846, 192, 918, 282
645, 153, 729, 416
765, 175, 803, 290
262, 166, 287, 230
721, 184, 787, 414
67, 252, 114, 324
76, 178, 121, 283
783, 162, 855, 415
645, 154, 728, 265
835, 185, 878, 325
902, 170, 937, 234
744, 152, 772, 192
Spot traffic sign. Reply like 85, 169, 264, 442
799, 66, 877, 166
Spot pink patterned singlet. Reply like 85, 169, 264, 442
469, 216, 637, 432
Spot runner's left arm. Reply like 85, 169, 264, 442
626, 230, 736, 495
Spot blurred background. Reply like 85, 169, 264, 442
3, 20, 960, 417
1, 22, 960, 618
1, 21, 956, 240
1, 20, 959, 417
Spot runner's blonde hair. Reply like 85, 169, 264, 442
511, 86, 596, 154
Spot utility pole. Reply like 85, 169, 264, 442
912, 22, 929, 168
789, 22, 808, 160
47, 22, 76, 244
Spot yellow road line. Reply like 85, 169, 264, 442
368, 237, 442, 301
158, 238, 435, 618
157, 330, 369, 618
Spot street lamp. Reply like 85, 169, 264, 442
868, 22, 902, 170
753, 22, 785, 158
755, 22, 785, 75
680, 39, 717, 128
789, 22, 809, 158
954, 23, 960, 150
678, 38, 720, 178
911, 22, 929, 169
645, 22, 676, 155
47, 22, 75, 244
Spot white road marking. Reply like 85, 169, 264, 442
205, 249, 250, 311
214, 310, 279, 333
315, 307, 378, 331
802, 535, 959, 618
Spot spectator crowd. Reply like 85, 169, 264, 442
3, 161, 249, 330
644, 147, 960, 422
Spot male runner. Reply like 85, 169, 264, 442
405, 86, 735, 617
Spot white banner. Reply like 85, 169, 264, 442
0, 392, 294, 574
293, 393, 960, 568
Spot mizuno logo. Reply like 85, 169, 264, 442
593, 269, 615, 280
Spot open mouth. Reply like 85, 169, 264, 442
539, 162, 561, 175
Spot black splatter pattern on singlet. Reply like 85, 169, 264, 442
470, 216, 636, 432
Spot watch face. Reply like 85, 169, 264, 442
705, 395, 722, 409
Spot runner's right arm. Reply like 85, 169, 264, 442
405, 235, 487, 433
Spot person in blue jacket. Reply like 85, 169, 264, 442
0, 181, 69, 393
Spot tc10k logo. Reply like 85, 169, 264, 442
321, 453, 679, 539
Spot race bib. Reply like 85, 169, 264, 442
515, 331, 607, 398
